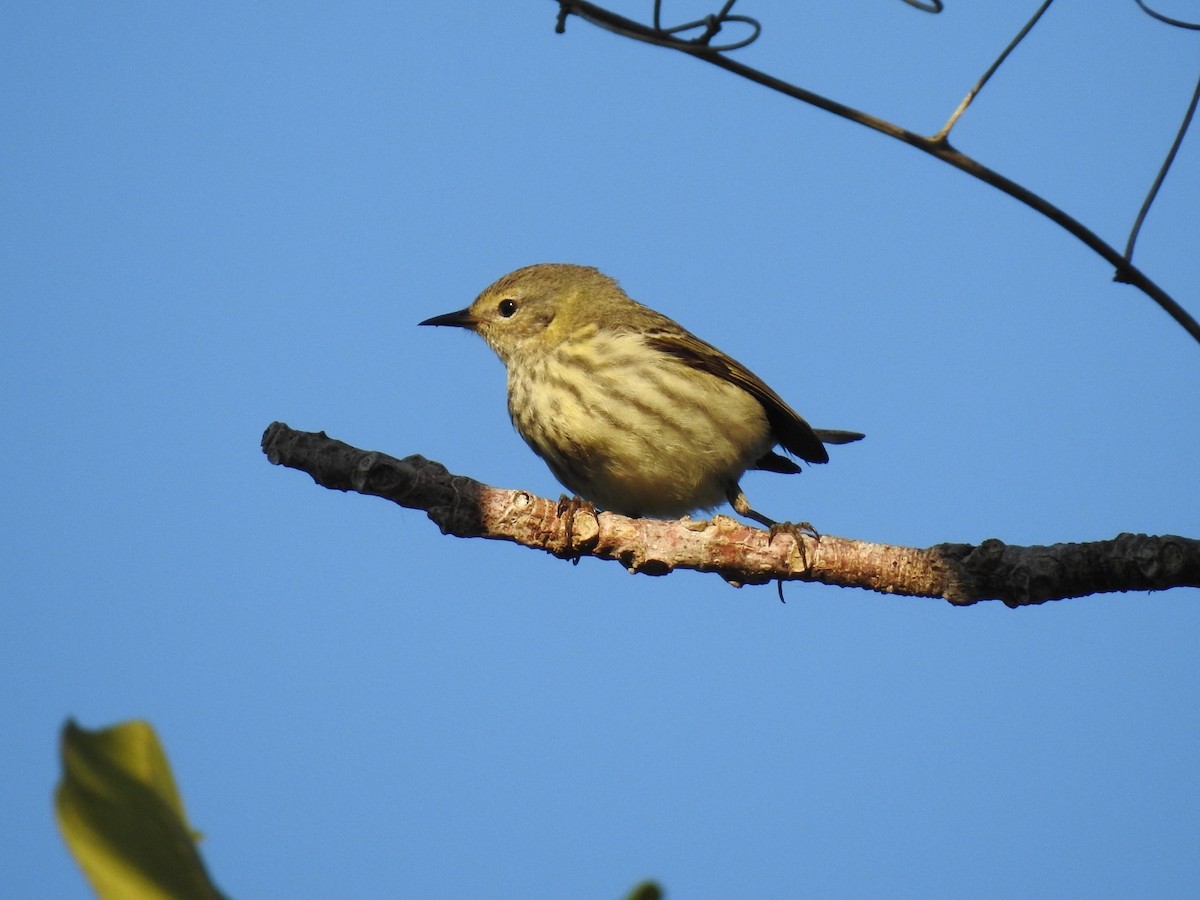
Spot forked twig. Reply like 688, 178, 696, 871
553, 0, 1200, 345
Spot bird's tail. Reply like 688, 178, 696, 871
814, 429, 865, 445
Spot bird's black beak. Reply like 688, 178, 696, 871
419, 308, 475, 329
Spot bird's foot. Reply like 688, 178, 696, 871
765, 521, 821, 603
767, 520, 821, 571
556, 494, 597, 564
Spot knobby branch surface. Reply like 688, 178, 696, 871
262, 423, 1200, 607
551, 0, 1200, 346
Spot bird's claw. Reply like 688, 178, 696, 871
767, 521, 820, 571
556, 494, 596, 563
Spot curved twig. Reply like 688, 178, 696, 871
650, 0, 760, 51
1134, 0, 1200, 30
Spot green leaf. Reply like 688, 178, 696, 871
54, 719, 225, 900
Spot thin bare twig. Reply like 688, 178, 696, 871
552, 1, 1200, 345
1125, 71, 1200, 263
933, 0, 1054, 142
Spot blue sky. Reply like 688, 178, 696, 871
4, 2, 1199, 897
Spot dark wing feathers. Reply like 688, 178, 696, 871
643, 330, 834, 464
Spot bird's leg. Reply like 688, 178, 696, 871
727, 485, 819, 571
556, 494, 596, 564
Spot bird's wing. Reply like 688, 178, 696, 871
642, 328, 831, 464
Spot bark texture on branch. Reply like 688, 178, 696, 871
261, 423, 1200, 606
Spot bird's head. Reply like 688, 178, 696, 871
420, 263, 627, 365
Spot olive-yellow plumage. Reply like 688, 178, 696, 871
420, 263, 862, 525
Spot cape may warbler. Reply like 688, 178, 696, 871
420, 263, 862, 527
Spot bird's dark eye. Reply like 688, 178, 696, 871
498, 298, 518, 318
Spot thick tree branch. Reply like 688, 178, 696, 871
262, 423, 1200, 607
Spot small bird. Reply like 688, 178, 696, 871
420, 263, 862, 529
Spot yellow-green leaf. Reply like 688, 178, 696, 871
54, 719, 224, 900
